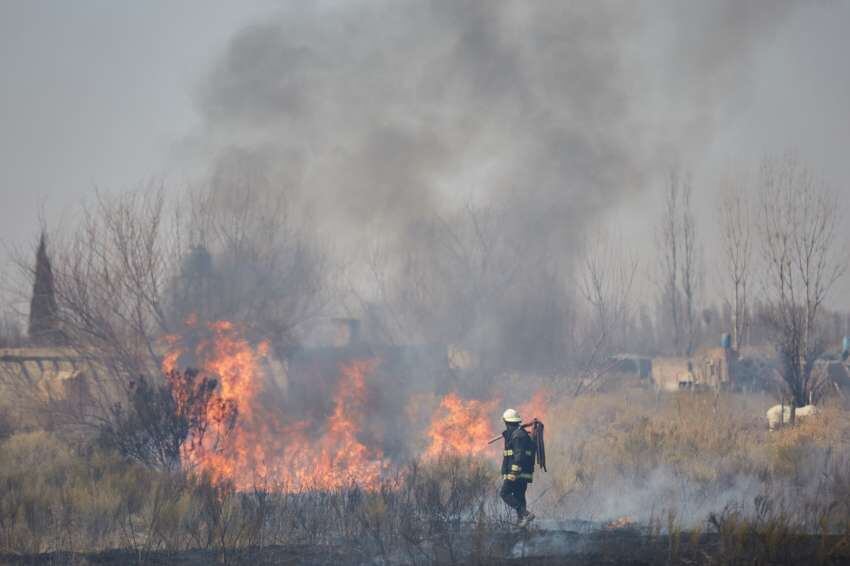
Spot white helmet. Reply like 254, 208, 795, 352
502, 408, 522, 423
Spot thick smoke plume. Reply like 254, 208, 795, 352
189, 1, 801, 361
197, 1, 798, 239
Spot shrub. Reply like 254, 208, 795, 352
97, 369, 234, 471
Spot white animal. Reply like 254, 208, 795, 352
766, 404, 817, 430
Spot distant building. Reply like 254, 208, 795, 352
650, 335, 737, 391
691, 346, 736, 389
651, 356, 693, 391
0, 347, 92, 426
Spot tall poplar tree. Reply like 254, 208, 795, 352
28, 232, 61, 345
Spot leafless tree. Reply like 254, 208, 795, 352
359, 201, 568, 371
657, 171, 682, 355
2, 187, 175, 436
16, 188, 179, 430
757, 155, 846, 408
579, 231, 638, 354
8, 180, 330, 446
570, 232, 639, 395
718, 180, 752, 351
680, 179, 701, 356
656, 170, 701, 356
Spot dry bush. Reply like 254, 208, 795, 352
0, 431, 175, 554
389, 455, 498, 563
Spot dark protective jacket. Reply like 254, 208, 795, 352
501, 426, 535, 482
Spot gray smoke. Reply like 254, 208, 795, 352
191, 0, 803, 359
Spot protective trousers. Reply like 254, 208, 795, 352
500, 478, 528, 518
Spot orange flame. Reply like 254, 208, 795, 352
290, 359, 386, 489
518, 388, 551, 425
424, 393, 499, 458
163, 318, 550, 490
164, 320, 385, 491
424, 389, 551, 459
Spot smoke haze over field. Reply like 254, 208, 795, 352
5, 4, 850, 550
2, 0, 850, 310
191, 0, 804, 261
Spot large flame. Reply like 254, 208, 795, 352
163, 319, 550, 490
164, 320, 385, 491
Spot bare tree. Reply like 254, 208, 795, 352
579, 231, 639, 354
680, 178, 701, 356
656, 170, 701, 356
657, 171, 682, 355
1, 187, 177, 437
43, 188, 176, 427
571, 232, 639, 395
8, 180, 331, 447
718, 181, 752, 351
359, 201, 567, 371
757, 155, 846, 408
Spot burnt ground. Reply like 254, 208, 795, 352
1, 521, 846, 565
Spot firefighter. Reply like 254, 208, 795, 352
499, 408, 535, 526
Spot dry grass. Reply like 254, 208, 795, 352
525, 384, 850, 561
5, 385, 850, 563
529, 388, 766, 518
0, 433, 497, 562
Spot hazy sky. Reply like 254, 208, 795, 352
1, 1, 849, 308
0, 0, 277, 239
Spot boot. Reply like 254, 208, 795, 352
517, 511, 536, 528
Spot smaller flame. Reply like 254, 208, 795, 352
518, 388, 551, 424
161, 333, 182, 375
293, 359, 386, 490
425, 393, 499, 458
